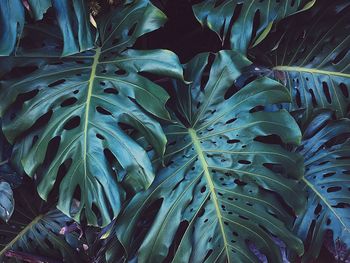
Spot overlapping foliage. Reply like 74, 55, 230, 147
0, 0, 349, 262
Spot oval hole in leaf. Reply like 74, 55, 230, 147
63, 116, 81, 130
48, 79, 66, 88
61, 97, 78, 107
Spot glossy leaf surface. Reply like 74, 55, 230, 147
0, 186, 84, 262
294, 111, 350, 262
106, 51, 305, 263
192, 0, 315, 54
0, 0, 94, 56
0, 0, 183, 227
253, 0, 350, 123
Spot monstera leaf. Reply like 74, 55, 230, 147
253, 0, 350, 123
293, 110, 350, 262
192, 0, 315, 54
0, 0, 94, 56
0, 0, 183, 227
0, 184, 85, 262
103, 50, 306, 263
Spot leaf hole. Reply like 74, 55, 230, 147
238, 160, 251, 165
322, 81, 332, 104
114, 69, 127, 75
309, 89, 318, 107
96, 133, 105, 140
63, 116, 81, 130
227, 139, 240, 144
225, 117, 237, 124
104, 88, 119, 94
61, 97, 78, 107
203, 249, 213, 262
339, 83, 349, 98
332, 48, 349, 64
96, 106, 112, 115
234, 179, 247, 186
327, 186, 342, 193
48, 79, 66, 88
128, 23, 137, 36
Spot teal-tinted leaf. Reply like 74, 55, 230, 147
0, 0, 94, 56
106, 51, 305, 263
253, 0, 350, 124
0, 182, 14, 223
0, 0, 183, 227
52, 0, 94, 56
0, 119, 22, 189
192, 0, 315, 54
293, 110, 350, 262
0, 186, 85, 262
0, 0, 25, 56
27, 0, 52, 20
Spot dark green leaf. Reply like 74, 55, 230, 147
0, 0, 25, 56
253, 0, 350, 123
27, 0, 52, 20
0, 182, 14, 223
0, 0, 94, 56
0, 186, 85, 262
192, 0, 315, 54
106, 50, 305, 263
293, 110, 350, 262
52, 0, 94, 56
0, 119, 22, 189
0, 0, 183, 227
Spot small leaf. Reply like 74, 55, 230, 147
0, 185, 85, 262
0, 182, 14, 222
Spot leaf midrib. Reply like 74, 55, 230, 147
273, 66, 350, 78
83, 47, 101, 187
302, 177, 350, 233
0, 215, 44, 256
188, 128, 230, 261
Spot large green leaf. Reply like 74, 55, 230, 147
0, 185, 85, 262
104, 50, 305, 263
0, 0, 94, 56
192, 0, 315, 54
0, 0, 183, 227
253, 0, 350, 123
293, 110, 350, 262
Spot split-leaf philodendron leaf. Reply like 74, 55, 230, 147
0, 186, 85, 262
105, 50, 306, 263
192, 0, 315, 54
0, 0, 94, 56
293, 110, 350, 262
253, 0, 350, 123
0, 0, 183, 227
